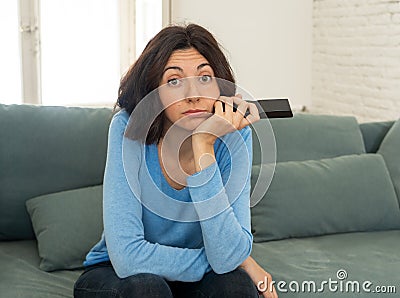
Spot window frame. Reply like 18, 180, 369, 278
19, 0, 41, 104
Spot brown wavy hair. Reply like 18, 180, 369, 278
115, 23, 235, 144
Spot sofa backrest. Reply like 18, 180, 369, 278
251, 113, 366, 164
1, 103, 395, 242
0, 104, 113, 240
250, 113, 400, 243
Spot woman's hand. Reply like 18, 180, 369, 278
190, 94, 260, 172
192, 94, 260, 146
240, 256, 278, 298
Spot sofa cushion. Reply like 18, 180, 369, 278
378, 118, 400, 202
251, 230, 400, 298
251, 154, 400, 242
26, 185, 103, 271
0, 103, 112, 240
359, 120, 394, 153
252, 113, 365, 164
0, 240, 82, 297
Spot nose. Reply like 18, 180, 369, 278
184, 77, 201, 101
186, 96, 200, 103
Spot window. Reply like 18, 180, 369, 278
135, 0, 163, 57
40, 0, 121, 106
1, 0, 166, 107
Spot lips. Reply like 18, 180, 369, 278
183, 109, 208, 116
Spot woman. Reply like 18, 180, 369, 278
74, 24, 277, 298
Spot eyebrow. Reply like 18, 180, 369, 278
163, 63, 212, 74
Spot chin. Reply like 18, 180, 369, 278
175, 117, 207, 132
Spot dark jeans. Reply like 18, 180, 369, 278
74, 261, 259, 298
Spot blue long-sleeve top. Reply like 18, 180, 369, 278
84, 109, 253, 282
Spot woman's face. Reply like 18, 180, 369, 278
159, 48, 220, 132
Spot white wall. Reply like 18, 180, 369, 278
170, 0, 313, 109
312, 0, 400, 122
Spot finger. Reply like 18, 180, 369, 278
239, 102, 260, 128
233, 100, 248, 128
262, 286, 277, 298
261, 275, 276, 298
217, 96, 230, 113
235, 93, 243, 99
217, 96, 228, 106
266, 273, 278, 298
231, 95, 248, 121
235, 100, 249, 117
239, 115, 251, 130
262, 290, 272, 298
231, 95, 246, 107
272, 284, 278, 298
214, 100, 224, 116
247, 102, 260, 122
224, 96, 234, 120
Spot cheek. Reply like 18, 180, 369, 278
159, 86, 184, 108
205, 99, 216, 110
163, 103, 182, 122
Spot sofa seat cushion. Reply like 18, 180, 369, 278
251, 154, 400, 242
251, 113, 366, 164
0, 240, 82, 298
251, 230, 400, 297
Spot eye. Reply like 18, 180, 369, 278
199, 75, 212, 83
167, 78, 181, 87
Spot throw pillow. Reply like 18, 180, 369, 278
26, 185, 103, 271
251, 154, 400, 242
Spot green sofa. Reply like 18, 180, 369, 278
1, 103, 399, 297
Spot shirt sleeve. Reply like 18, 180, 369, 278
103, 112, 211, 281
186, 126, 253, 274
